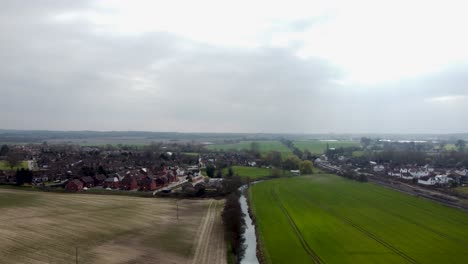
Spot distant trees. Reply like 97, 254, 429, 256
456, 140, 466, 152
360, 137, 372, 149
205, 165, 216, 178
299, 160, 314, 174
282, 155, 301, 170
222, 193, 245, 263
15, 168, 33, 185
227, 167, 234, 178
6, 151, 21, 169
249, 142, 261, 158
216, 169, 223, 178
271, 168, 281, 178
340, 168, 367, 182
80, 166, 95, 176
265, 151, 282, 167
97, 165, 108, 176
0, 144, 9, 156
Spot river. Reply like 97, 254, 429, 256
239, 185, 260, 264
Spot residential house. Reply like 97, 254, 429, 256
155, 176, 168, 187
418, 177, 436, 186
65, 179, 84, 192
435, 174, 451, 185
120, 175, 138, 190
373, 165, 385, 173
94, 174, 107, 186
139, 176, 157, 191
103, 175, 120, 189
81, 176, 95, 188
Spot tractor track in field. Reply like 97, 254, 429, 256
271, 189, 324, 264
191, 200, 226, 264
382, 209, 468, 248
319, 206, 420, 264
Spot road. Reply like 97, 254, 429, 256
191, 199, 227, 264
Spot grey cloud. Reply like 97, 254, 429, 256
0, 0, 467, 133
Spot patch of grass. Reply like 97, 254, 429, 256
223, 166, 292, 180
206, 140, 292, 157
444, 144, 457, 151
455, 187, 468, 195
250, 174, 468, 264
352, 150, 365, 157
0, 160, 28, 171
293, 140, 359, 154
0, 192, 41, 208
182, 152, 199, 156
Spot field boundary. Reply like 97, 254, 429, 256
271, 188, 324, 264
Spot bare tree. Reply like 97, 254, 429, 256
455, 140, 466, 152
6, 151, 22, 169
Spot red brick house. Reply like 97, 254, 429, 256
155, 175, 168, 187
65, 179, 84, 192
166, 171, 178, 183
120, 175, 138, 190
81, 176, 95, 188
94, 174, 107, 186
103, 175, 120, 189
139, 176, 157, 191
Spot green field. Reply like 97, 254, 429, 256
0, 160, 28, 170
182, 152, 199, 156
293, 140, 359, 154
206, 141, 292, 156
455, 187, 468, 195
250, 174, 468, 263
223, 166, 292, 180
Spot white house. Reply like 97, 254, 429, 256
402, 175, 414, 180
248, 161, 257, 167
290, 170, 300, 176
388, 172, 402, 177
373, 165, 385, 173
418, 177, 436, 186
409, 169, 430, 178
454, 169, 468, 177
435, 174, 451, 184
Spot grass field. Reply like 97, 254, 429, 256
182, 152, 200, 156
222, 166, 292, 180
0, 160, 28, 170
455, 187, 468, 195
0, 189, 226, 264
293, 140, 360, 154
205, 141, 292, 156
250, 174, 468, 264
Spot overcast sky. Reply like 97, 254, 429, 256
1, 0, 467, 133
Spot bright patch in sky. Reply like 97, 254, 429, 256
426, 95, 467, 103
54, 0, 468, 85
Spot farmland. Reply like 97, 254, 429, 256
0, 160, 28, 170
222, 166, 292, 180
293, 140, 359, 154
455, 187, 468, 195
250, 174, 468, 264
0, 189, 226, 264
205, 141, 291, 156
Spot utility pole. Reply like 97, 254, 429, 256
176, 200, 179, 221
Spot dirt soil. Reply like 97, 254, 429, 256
191, 199, 227, 264
0, 189, 226, 264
